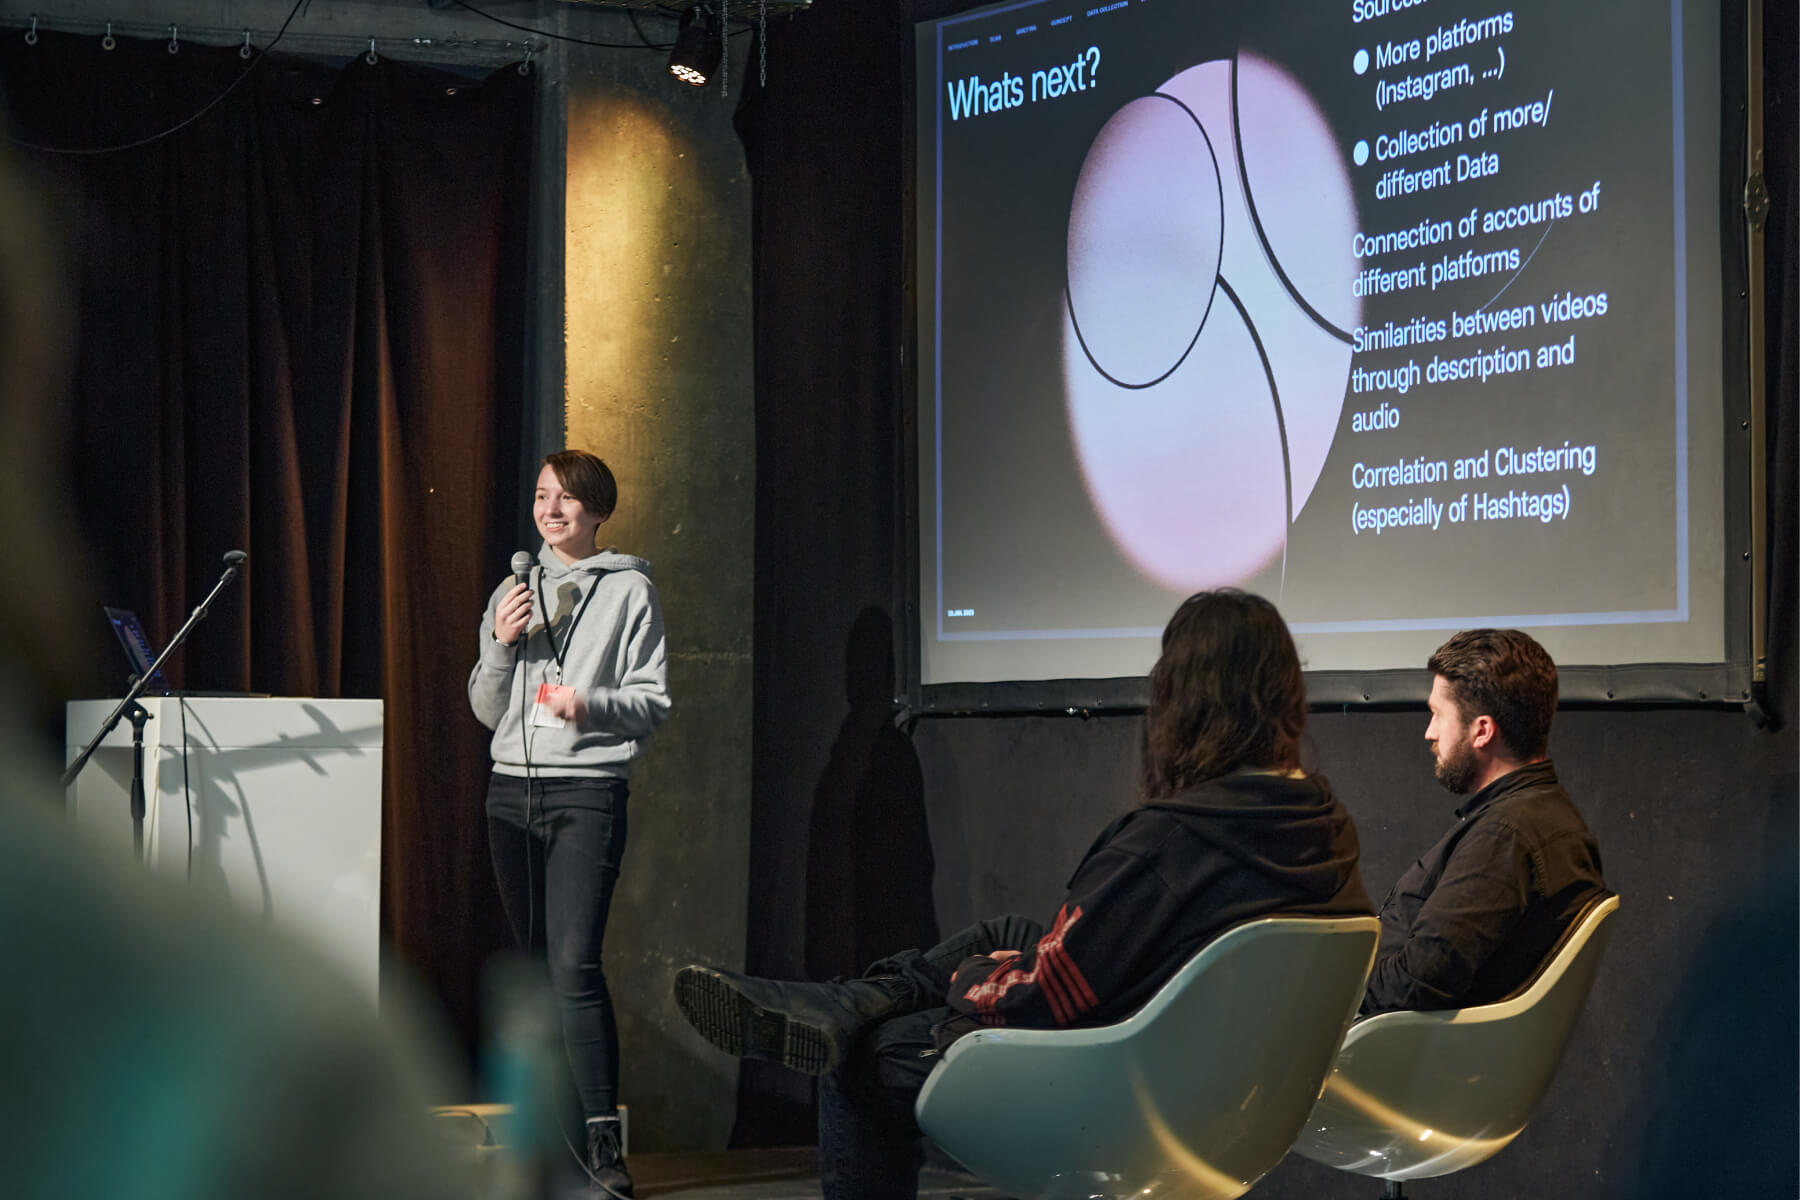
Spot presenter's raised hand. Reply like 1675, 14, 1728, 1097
494, 583, 532, 646
546, 687, 587, 726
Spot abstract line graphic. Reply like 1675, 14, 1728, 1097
1064, 54, 1360, 592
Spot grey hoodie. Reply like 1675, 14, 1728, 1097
467, 543, 671, 777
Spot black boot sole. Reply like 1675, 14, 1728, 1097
673, 967, 833, 1075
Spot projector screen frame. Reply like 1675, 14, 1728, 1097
899, 0, 1763, 719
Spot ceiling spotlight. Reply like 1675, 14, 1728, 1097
668, 3, 723, 87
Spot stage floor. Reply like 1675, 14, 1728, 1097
432, 1106, 1005, 1197
630, 1147, 1003, 1198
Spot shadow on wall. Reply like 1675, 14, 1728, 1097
1624, 769, 1799, 1197
805, 607, 938, 979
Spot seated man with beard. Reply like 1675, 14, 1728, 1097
1363, 628, 1608, 1014
673, 589, 1373, 1200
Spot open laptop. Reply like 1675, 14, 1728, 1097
101, 607, 269, 699
103, 607, 172, 695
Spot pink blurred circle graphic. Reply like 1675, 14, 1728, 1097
1064, 55, 1359, 592
1066, 95, 1224, 388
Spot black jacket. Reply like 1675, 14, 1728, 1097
1363, 760, 1606, 1014
946, 771, 1372, 1030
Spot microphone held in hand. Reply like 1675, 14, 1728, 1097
500, 552, 535, 652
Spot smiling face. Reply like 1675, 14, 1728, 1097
535, 463, 604, 564
1425, 674, 1481, 794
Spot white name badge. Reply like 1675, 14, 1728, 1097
532, 682, 573, 728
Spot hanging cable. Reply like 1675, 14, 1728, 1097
452, 0, 671, 51
626, 10, 673, 52
11, 0, 308, 157
449, 0, 753, 53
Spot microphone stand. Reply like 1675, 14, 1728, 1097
61, 553, 247, 859
123, 697, 151, 858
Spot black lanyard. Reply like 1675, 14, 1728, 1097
534, 570, 603, 679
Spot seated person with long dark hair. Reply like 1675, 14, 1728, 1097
673, 589, 1373, 1200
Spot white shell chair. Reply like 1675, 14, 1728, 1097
1291, 892, 1621, 1197
913, 914, 1381, 1200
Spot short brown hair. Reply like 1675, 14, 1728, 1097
1141, 590, 1307, 798
1427, 629, 1558, 760
544, 450, 617, 521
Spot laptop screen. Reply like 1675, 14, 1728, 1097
103, 607, 171, 694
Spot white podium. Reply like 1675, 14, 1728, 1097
65, 697, 384, 1001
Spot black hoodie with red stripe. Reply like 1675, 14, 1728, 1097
945, 771, 1371, 1031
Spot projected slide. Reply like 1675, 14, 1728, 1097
915, 0, 1727, 687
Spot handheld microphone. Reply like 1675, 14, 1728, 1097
511, 551, 534, 587
221, 549, 247, 582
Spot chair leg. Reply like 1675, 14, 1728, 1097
1380, 1182, 1406, 1199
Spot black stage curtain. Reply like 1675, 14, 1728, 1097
734, 3, 916, 1143
1, 32, 529, 1060
1764, 0, 1797, 731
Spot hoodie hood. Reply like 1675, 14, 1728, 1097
1127, 770, 1364, 904
537, 541, 652, 579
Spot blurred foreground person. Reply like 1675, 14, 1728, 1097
675, 590, 1372, 1200
0, 125, 465, 1200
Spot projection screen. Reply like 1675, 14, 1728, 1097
910, 0, 1754, 708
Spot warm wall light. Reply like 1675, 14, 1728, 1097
668, 3, 723, 87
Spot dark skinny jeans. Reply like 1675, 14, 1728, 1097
818, 913, 1045, 1200
486, 773, 628, 1118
